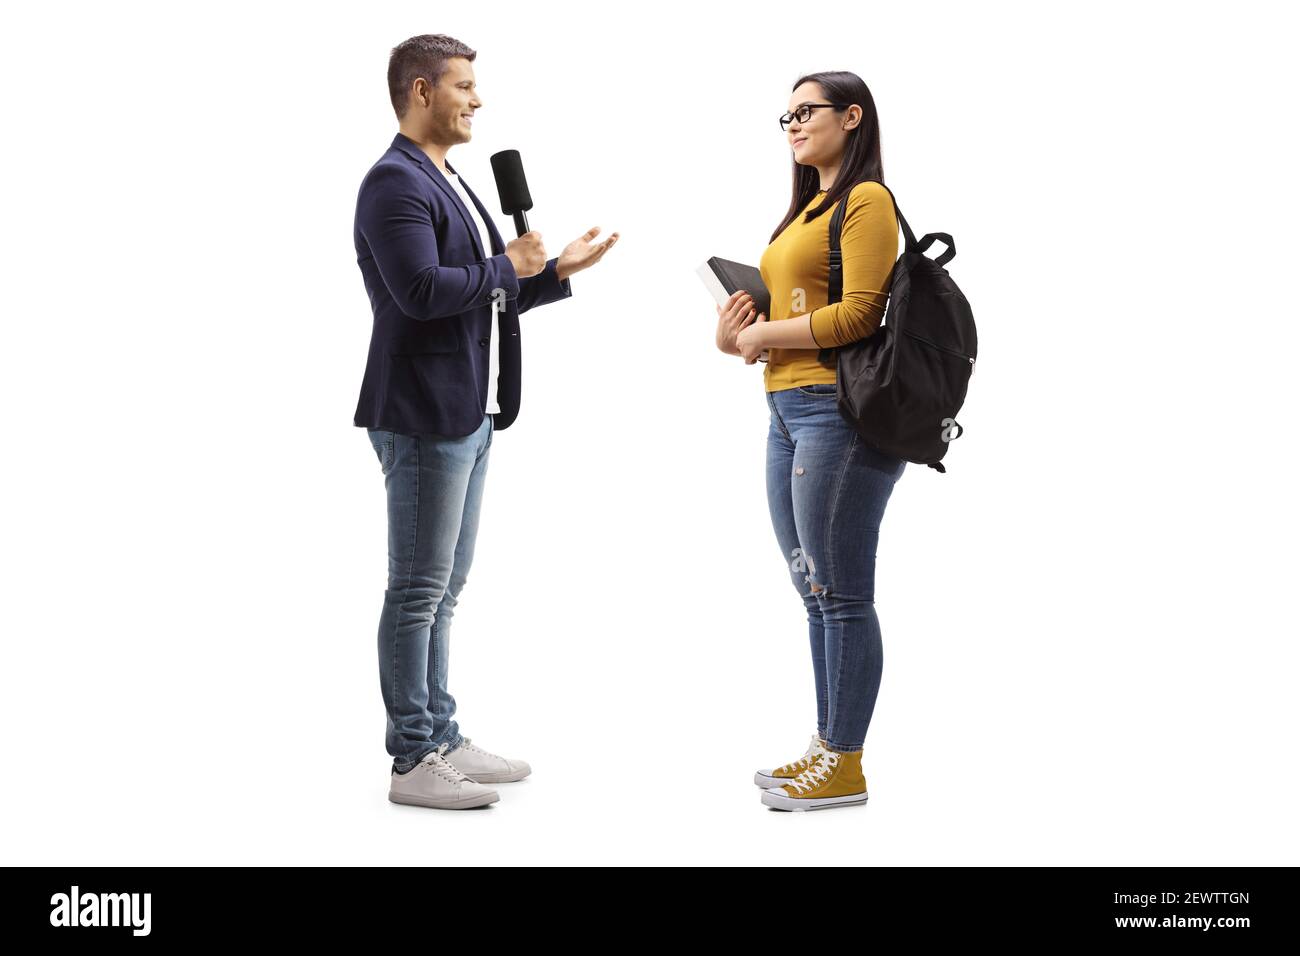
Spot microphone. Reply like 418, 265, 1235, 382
490, 149, 534, 236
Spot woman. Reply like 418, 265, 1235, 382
715, 71, 905, 811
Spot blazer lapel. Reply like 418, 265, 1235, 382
390, 133, 488, 260
457, 176, 505, 257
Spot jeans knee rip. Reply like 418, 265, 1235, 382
807, 553, 827, 596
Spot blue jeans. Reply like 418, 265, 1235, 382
366, 414, 493, 773
765, 383, 906, 752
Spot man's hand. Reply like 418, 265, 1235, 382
556, 226, 619, 282
506, 231, 547, 278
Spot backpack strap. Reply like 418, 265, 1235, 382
816, 199, 850, 364
816, 182, 916, 364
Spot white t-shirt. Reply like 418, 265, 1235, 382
438, 164, 501, 415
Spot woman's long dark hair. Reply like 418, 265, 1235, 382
769, 71, 885, 243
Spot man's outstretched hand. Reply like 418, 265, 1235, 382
556, 226, 619, 282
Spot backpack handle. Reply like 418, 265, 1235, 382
917, 232, 955, 267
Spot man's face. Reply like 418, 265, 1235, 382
425, 56, 481, 145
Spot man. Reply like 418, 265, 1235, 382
353, 34, 617, 810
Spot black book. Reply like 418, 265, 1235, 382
697, 257, 771, 362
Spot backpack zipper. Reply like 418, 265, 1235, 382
903, 328, 975, 365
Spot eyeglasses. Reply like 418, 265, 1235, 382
779, 103, 845, 131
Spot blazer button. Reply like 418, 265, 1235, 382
479, 337, 489, 347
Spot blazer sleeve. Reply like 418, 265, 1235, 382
356, 164, 521, 322
515, 256, 573, 314
808, 182, 899, 348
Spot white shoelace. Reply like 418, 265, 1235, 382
788, 748, 839, 793
457, 737, 494, 758
418, 742, 470, 784
778, 734, 825, 774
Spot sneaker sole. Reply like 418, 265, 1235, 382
463, 768, 531, 784
388, 789, 500, 810
761, 788, 868, 811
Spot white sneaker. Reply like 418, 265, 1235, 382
441, 736, 532, 783
388, 744, 500, 810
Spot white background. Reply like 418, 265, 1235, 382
2, 0, 1297, 865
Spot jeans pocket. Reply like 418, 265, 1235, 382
367, 429, 395, 475
796, 382, 838, 397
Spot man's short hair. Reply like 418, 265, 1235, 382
387, 34, 477, 120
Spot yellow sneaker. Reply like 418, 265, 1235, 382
753, 733, 826, 788
760, 742, 868, 811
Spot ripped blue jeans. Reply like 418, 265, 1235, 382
366, 414, 493, 773
765, 382, 906, 752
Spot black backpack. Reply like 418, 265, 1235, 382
817, 182, 977, 473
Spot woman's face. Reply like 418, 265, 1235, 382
787, 81, 857, 171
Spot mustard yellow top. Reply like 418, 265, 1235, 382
759, 181, 899, 391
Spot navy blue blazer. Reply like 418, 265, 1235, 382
352, 132, 573, 437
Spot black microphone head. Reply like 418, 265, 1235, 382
490, 149, 533, 216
